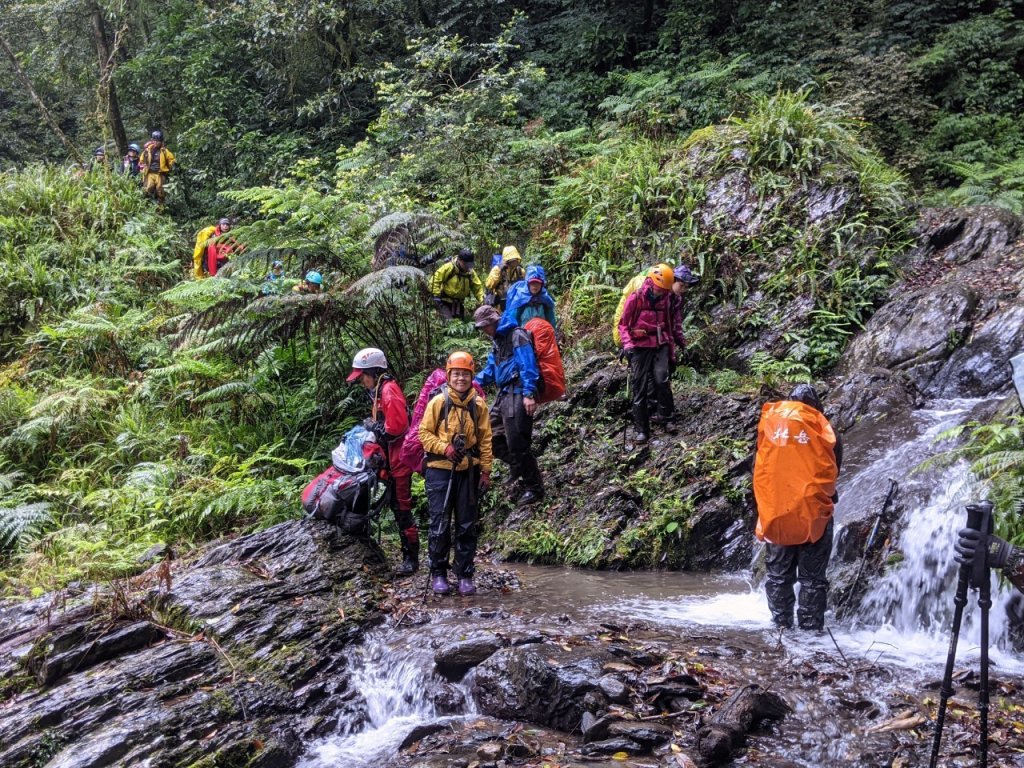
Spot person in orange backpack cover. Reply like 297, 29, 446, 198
348, 347, 419, 575
753, 384, 843, 630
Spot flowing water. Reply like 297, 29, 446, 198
300, 398, 1024, 766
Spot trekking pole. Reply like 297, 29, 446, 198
970, 502, 994, 768
836, 479, 898, 616
929, 501, 991, 768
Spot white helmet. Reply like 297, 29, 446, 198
346, 347, 388, 382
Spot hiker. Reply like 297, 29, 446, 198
140, 130, 175, 203
472, 305, 544, 506
617, 263, 684, 443
428, 248, 483, 320
205, 218, 238, 277
484, 246, 525, 311
293, 270, 322, 294
90, 146, 107, 170
262, 260, 286, 295
418, 351, 492, 595
348, 348, 419, 575
191, 219, 224, 279
955, 529, 1024, 593
613, 260, 699, 347
502, 264, 557, 329
753, 384, 843, 630
121, 144, 141, 177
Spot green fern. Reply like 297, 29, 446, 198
0, 502, 52, 556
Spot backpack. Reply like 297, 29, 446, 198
302, 427, 385, 534
612, 272, 646, 347
753, 400, 838, 546
400, 372, 486, 474
523, 317, 566, 404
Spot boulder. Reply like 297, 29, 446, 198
434, 635, 505, 679
472, 643, 612, 731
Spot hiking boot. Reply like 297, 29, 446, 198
431, 575, 450, 594
516, 489, 543, 506
634, 431, 649, 444
395, 529, 419, 576
457, 577, 477, 596
395, 554, 418, 576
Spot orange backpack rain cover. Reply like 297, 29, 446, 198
753, 400, 838, 546
523, 317, 566, 404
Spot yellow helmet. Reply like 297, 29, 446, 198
649, 263, 674, 290
446, 351, 475, 373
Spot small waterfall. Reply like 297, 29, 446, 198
298, 628, 475, 767
847, 399, 1020, 664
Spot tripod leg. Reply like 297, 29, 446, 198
929, 562, 972, 768
978, 569, 991, 768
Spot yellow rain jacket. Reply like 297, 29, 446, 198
418, 386, 492, 472
429, 259, 484, 303
485, 246, 526, 301
612, 272, 646, 346
140, 143, 176, 175
192, 225, 218, 279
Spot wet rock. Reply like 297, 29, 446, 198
909, 206, 1021, 267
607, 720, 674, 747
476, 740, 504, 760
579, 736, 644, 756
472, 643, 611, 731
582, 689, 609, 712
434, 635, 504, 679
399, 722, 448, 751
597, 674, 629, 703
432, 682, 467, 714
0, 520, 388, 768
580, 712, 612, 742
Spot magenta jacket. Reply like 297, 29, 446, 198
618, 277, 684, 356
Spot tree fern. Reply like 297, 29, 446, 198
369, 212, 464, 270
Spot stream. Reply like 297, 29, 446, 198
299, 399, 1024, 767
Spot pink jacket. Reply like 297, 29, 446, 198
618, 277, 681, 354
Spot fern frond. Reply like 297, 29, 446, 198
0, 502, 52, 555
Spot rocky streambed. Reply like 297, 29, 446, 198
2, 520, 1023, 768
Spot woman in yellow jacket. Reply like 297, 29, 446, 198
418, 351, 492, 595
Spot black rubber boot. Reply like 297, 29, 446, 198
395, 526, 419, 575
632, 404, 650, 443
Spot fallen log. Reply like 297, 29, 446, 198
696, 683, 791, 763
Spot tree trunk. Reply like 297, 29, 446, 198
0, 33, 83, 165
88, 0, 128, 157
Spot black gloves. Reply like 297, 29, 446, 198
362, 417, 388, 444
954, 528, 1013, 569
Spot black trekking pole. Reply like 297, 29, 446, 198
929, 501, 992, 768
970, 502, 994, 768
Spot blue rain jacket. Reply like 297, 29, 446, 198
502, 264, 557, 329
474, 314, 540, 398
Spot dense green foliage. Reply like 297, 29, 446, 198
2, 0, 1020, 592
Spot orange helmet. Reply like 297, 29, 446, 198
446, 351, 475, 374
649, 263, 674, 290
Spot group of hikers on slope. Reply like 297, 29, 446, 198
90, 130, 175, 204
179, 226, 1024, 616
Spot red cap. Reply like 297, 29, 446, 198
346, 369, 363, 383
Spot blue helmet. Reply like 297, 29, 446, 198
151, 130, 164, 141
304, 270, 323, 285
128, 143, 140, 153
93, 146, 106, 156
